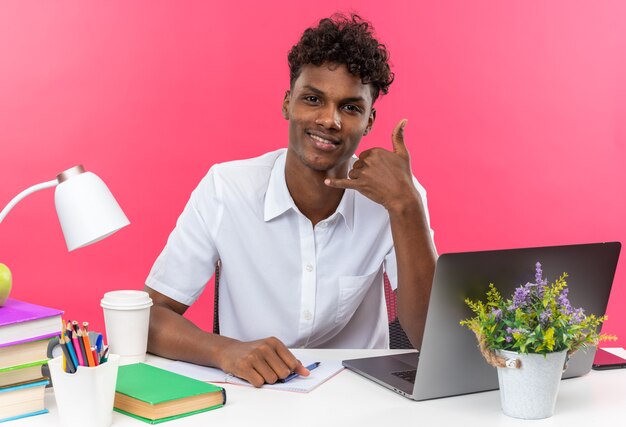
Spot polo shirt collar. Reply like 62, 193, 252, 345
264, 151, 355, 231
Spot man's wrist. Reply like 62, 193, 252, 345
384, 190, 423, 217
211, 334, 239, 371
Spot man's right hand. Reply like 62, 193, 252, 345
144, 286, 309, 388
217, 337, 310, 387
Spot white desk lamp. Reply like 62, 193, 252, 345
0, 165, 129, 251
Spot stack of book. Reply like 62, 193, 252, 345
0, 298, 63, 422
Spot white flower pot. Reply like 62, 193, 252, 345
495, 349, 568, 419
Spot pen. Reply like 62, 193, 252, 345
100, 346, 110, 364
277, 362, 320, 383
95, 333, 103, 354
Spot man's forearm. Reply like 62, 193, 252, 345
147, 301, 308, 387
388, 197, 437, 349
147, 303, 235, 369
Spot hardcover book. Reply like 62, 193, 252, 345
0, 360, 47, 387
114, 363, 226, 424
0, 378, 49, 422
0, 299, 63, 346
0, 338, 53, 370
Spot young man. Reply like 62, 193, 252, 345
144, 14, 437, 387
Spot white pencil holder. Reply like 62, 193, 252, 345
48, 354, 120, 427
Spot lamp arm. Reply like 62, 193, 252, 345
0, 178, 59, 224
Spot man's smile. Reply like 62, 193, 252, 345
306, 131, 340, 151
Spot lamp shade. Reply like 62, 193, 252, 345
54, 167, 130, 251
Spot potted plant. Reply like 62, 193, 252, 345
460, 262, 615, 419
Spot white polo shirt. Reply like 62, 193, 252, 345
146, 149, 434, 348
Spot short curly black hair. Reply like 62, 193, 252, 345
288, 14, 394, 103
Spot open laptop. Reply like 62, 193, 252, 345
342, 242, 621, 400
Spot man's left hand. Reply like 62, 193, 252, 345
325, 119, 419, 212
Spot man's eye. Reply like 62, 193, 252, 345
304, 96, 319, 103
343, 105, 362, 113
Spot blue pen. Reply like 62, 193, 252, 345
277, 362, 321, 383
95, 333, 103, 354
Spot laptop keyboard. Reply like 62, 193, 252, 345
391, 369, 417, 384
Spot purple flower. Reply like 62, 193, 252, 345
535, 262, 548, 285
491, 308, 502, 320
558, 288, 573, 315
505, 336, 512, 343
540, 309, 552, 325
511, 286, 531, 309
506, 327, 513, 334
570, 307, 585, 325
536, 283, 546, 298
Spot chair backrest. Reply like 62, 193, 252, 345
212, 262, 413, 349
383, 274, 414, 349
212, 260, 221, 335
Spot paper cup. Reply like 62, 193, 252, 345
101, 290, 153, 365
49, 354, 120, 427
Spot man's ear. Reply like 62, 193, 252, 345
282, 90, 290, 120
363, 108, 376, 135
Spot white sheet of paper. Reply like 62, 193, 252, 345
163, 350, 344, 393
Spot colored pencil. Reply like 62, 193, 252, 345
77, 330, 89, 366
81, 328, 95, 367
59, 338, 77, 373
91, 347, 99, 366
64, 335, 79, 369
72, 330, 85, 366
60, 319, 66, 372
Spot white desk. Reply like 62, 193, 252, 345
9, 349, 626, 426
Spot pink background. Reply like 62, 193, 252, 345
1, 2, 625, 344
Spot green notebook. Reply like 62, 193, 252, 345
114, 363, 226, 424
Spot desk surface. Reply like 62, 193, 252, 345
9, 349, 626, 426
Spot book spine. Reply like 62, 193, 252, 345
0, 359, 49, 373
0, 332, 59, 349
0, 379, 49, 393
0, 409, 49, 423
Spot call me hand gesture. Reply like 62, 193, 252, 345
324, 119, 420, 211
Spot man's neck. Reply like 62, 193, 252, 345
285, 152, 347, 226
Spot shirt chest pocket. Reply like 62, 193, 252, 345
335, 269, 381, 325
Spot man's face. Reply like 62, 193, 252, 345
283, 63, 375, 177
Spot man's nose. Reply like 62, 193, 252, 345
315, 105, 341, 130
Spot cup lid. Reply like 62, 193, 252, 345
100, 290, 153, 309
